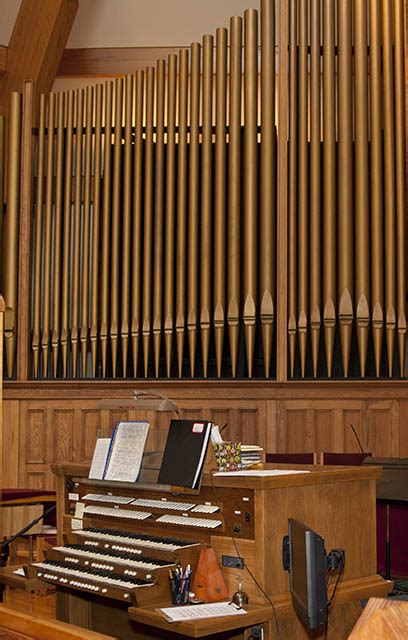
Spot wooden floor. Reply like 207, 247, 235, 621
3, 588, 56, 622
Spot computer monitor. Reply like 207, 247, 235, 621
288, 518, 328, 630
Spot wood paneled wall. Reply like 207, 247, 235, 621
3, 381, 408, 490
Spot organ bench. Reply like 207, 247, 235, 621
10, 463, 391, 639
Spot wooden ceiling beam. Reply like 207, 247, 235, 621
0, 0, 78, 115
0, 46, 7, 76
58, 46, 188, 77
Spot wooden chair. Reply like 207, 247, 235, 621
320, 452, 372, 466
265, 452, 318, 464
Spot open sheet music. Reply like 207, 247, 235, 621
104, 421, 150, 482
89, 438, 111, 480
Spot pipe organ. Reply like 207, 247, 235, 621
1, 0, 406, 381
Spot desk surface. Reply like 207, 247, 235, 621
51, 461, 383, 491
128, 603, 273, 638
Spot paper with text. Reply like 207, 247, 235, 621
104, 421, 149, 482
214, 469, 310, 477
89, 438, 111, 479
158, 602, 246, 623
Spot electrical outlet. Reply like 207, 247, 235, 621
222, 555, 244, 569
250, 626, 264, 640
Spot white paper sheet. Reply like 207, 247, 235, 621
159, 602, 246, 623
89, 438, 111, 479
211, 425, 223, 444
213, 469, 310, 477
104, 421, 149, 482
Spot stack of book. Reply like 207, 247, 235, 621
240, 445, 264, 469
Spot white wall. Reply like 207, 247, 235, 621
1, 0, 259, 48
0, 0, 21, 45
67, 0, 258, 48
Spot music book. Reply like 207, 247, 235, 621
104, 421, 150, 482
158, 419, 212, 489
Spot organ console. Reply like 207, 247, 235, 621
15, 462, 391, 639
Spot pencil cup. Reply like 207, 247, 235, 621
170, 569, 191, 605
170, 578, 190, 604
213, 442, 242, 472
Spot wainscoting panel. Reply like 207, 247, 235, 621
3, 382, 407, 489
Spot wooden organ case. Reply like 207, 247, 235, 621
26, 462, 391, 639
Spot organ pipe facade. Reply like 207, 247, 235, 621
1, 0, 406, 381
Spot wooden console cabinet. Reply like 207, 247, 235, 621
49, 462, 390, 639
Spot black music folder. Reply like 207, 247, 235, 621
158, 419, 213, 489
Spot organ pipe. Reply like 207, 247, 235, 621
201, 34, 214, 378
243, 9, 258, 378
260, 0, 276, 378
338, 0, 354, 377
227, 16, 242, 378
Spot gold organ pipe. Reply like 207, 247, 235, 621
41, 92, 56, 377
32, 95, 46, 378
288, 0, 297, 378
164, 54, 177, 376
354, 0, 370, 377
394, 0, 407, 376
61, 90, 74, 377
201, 34, 213, 378
243, 9, 258, 378
3, 92, 21, 378
188, 42, 201, 377
228, 16, 242, 378
100, 81, 113, 377
369, 0, 384, 377
153, 61, 165, 377
214, 27, 227, 378
71, 89, 84, 377
111, 78, 123, 376
121, 75, 133, 377
260, 0, 275, 379
143, 68, 155, 377
338, 0, 354, 377
90, 84, 103, 376
310, 0, 321, 378
382, 0, 396, 376
51, 92, 65, 377
176, 49, 189, 377
80, 86, 93, 377
132, 71, 144, 376
0, 116, 4, 299
323, 0, 336, 378
298, 0, 308, 378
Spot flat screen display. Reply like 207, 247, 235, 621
288, 518, 327, 630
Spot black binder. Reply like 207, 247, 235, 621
158, 419, 213, 489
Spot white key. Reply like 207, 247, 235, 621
156, 514, 222, 528
131, 498, 196, 511
83, 506, 152, 520
82, 493, 134, 505
191, 504, 220, 514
